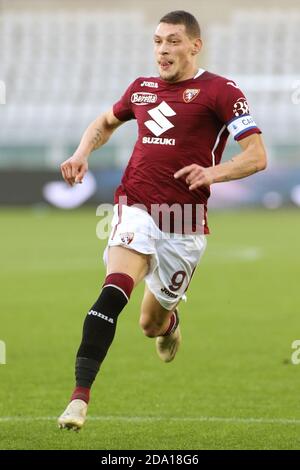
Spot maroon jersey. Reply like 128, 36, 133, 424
113, 69, 261, 234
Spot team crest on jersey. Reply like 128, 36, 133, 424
120, 232, 134, 245
183, 88, 200, 103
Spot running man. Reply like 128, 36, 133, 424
58, 10, 267, 430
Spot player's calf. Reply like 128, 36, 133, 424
156, 309, 181, 363
140, 303, 181, 362
140, 315, 169, 338
75, 272, 134, 393
58, 272, 134, 430
140, 307, 179, 338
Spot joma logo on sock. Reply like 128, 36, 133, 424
88, 310, 114, 324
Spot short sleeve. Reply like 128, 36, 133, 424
113, 80, 136, 122
215, 79, 261, 141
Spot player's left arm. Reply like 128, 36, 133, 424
174, 133, 267, 190
211, 132, 267, 183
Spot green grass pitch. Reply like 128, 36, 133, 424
0, 207, 299, 450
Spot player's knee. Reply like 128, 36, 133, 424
139, 314, 164, 338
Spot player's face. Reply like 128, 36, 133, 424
154, 23, 201, 83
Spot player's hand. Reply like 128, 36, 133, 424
60, 154, 88, 187
174, 164, 214, 190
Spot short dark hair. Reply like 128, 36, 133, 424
159, 10, 201, 38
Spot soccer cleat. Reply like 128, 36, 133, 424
58, 399, 88, 431
156, 324, 182, 363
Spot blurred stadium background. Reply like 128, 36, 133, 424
1, 0, 300, 451
0, 0, 299, 208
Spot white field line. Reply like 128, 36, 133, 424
0, 415, 300, 425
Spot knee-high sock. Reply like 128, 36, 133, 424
71, 273, 134, 402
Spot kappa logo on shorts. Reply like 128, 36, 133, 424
120, 232, 134, 245
183, 89, 200, 103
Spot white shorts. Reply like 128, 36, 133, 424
103, 204, 207, 310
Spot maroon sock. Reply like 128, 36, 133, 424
70, 386, 90, 404
162, 309, 179, 336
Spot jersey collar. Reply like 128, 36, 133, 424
193, 68, 206, 79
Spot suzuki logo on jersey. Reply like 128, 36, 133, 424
131, 92, 157, 105
233, 98, 250, 116
143, 137, 175, 146
140, 81, 158, 88
144, 101, 176, 137
183, 89, 200, 103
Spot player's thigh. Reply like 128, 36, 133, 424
139, 284, 173, 331
106, 245, 149, 286
144, 235, 207, 312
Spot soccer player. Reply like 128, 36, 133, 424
58, 10, 267, 430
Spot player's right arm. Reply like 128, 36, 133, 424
60, 108, 123, 186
